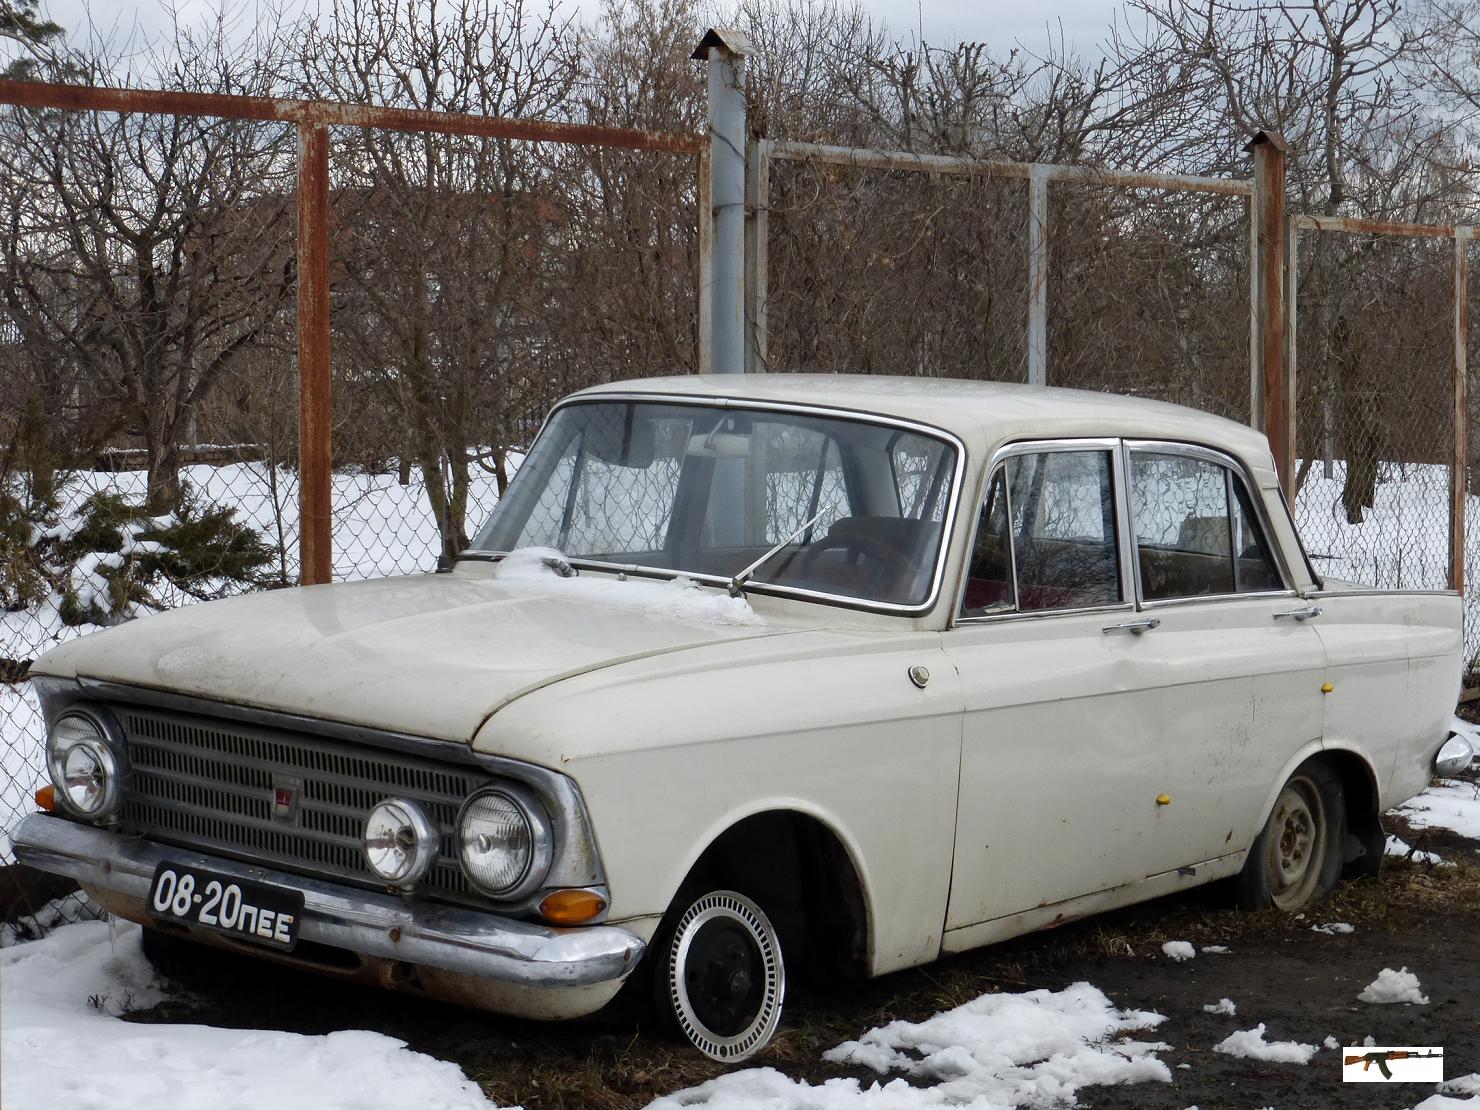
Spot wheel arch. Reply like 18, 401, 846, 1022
1248, 741, 1384, 878
666, 806, 873, 981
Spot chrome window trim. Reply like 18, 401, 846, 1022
953, 438, 1135, 627
464, 392, 968, 618
1122, 438, 1296, 607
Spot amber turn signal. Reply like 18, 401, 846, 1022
539, 889, 607, 925
34, 784, 56, 812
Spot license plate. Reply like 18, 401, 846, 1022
148, 863, 305, 951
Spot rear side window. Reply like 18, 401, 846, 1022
1130, 452, 1283, 600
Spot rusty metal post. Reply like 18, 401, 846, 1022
1027, 164, 1049, 386
1247, 130, 1292, 497
297, 122, 332, 586
1453, 229, 1470, 594
744, 137, 770, 373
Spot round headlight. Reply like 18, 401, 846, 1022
459, 791, 534, 895
47, 712, 121, 818
363, 798, 437, 886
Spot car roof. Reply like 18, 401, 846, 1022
569, 374, 1278, 483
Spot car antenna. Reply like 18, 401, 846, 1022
727, 507, 828, 598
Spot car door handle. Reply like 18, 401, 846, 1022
1102, 618, 1160, 634
1274, 605, 1323, 621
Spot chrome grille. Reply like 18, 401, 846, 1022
114, 704, 489, 900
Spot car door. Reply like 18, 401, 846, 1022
943, 440, 1164, 929
1117, 442, 1326, 877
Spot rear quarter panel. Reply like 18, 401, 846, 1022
1310, 589, 1462, 808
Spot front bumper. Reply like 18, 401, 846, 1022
13, 813, 645, 1018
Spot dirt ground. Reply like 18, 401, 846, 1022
125, 753, 1480, 1110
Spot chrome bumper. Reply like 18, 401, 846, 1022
12, 813, 644, 990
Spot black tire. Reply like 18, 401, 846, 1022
1236, 758, 1345, 911
649, 887, 786, 1062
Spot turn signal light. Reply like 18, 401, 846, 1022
34, 785, 56, 812
539, 889, 607, 925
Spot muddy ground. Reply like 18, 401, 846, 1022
126, 753, 1480, 1110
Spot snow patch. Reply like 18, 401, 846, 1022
1323, 1035, 1341, 1050
493, 547, 763, 626
1211, 1024, 1318, 1064
1161, 941, 1195, 962
0, 920, 500, 1110
1358, 967, 1429, 1005
1202, 998, 1236, 1015
655, 982, 1171, 1109
1199, 945, 1229, 954
1395, 781, 1480, 843
1312, 922, 1356, 935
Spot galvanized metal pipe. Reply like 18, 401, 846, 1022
1027, 165, 1049, 386
705, 47, 747, 375
1454, 229, 1471, 595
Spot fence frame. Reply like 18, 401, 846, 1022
0, 75, 707, 585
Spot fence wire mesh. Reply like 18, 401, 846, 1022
1048, 186, 1251, 423
0, 112, 700, 931
763, 159, 1029, 378
1290, 232, 1462, 622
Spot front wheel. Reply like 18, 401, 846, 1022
653, 888, 786, 1062
1237, 760, 1345, 912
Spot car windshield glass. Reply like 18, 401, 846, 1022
469, 400, 958, 608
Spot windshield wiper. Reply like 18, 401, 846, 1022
727, 508, 828, 598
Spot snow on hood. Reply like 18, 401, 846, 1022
493, 547, 762, 626
30, 563, 781, 745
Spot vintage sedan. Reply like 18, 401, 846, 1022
14, 375, 1471, 1060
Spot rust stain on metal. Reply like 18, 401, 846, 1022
1251, 134, 1291, 496
769, 139, 1253, 196
1292, 213, 1461, 240
0, 78, 704, 155
1453, 229, 1470, 594
297, 122, 332, 587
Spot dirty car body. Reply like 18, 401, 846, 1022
15, 375, 1469, 1060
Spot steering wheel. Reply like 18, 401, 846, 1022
796, 531, 917, 598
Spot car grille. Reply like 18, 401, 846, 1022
113, 703, 489, 901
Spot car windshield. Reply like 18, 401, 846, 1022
469, 400, 959, 608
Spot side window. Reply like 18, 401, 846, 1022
960, 449, 1122, 616
1130, 451, 1283, 600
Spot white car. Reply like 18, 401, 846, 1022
15, 375, 1471, 1060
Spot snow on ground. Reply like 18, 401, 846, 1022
1358, 967, 1430, 1005
653, 982, 1172, 1109
1396, 780, 1480, 842
1161, 941, 1195, 961
1211, 1024, 1318, 1064
1200, 945, 1229, 954
1202, 998, 1237, 1015
1312, 922, 1357, 935
0, 920, 501, 1110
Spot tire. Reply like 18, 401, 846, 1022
650, 888, 786, 1062
1237, 759, 1345, 912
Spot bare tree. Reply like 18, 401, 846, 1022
298, 0, 579, 560
0, 10, 296, 512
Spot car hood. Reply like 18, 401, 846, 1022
32, 568, 790, 743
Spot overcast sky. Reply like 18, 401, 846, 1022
33, 0, 1126, 60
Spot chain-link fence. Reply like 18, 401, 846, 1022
0, 83, 704, 935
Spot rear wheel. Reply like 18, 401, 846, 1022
1237, 759, 1345, 911
652, 888, 785, 1061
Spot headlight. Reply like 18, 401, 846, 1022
459, 790, 538, 896
363, 798, 437, 886
46, 711, 122, 819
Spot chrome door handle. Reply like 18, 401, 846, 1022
1274, 605, 1323, 621
1102, 618, 1160, 634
